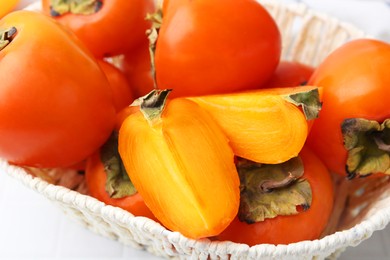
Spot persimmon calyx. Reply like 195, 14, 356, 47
0, 27, 17, 51
282, 88, 322, 120
260, 171, 297, 193
49, 0, 103, 17
342, 118, 390, 179
237, 157, 312, 224
101, 132, 137, 199
132, 89, 172, 126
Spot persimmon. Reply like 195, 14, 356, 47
307, 39, 390, 178
264, 61, 315, 88
118, 90, 240, 239
41, 0, 156, 58
217, 146, 334, 245
154, 0, 281, 97
187, 86, 322, 164
121, 44, 154, 98
0, 10, 116, 168
97, 59, 134, 112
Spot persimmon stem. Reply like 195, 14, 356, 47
0, 27, 17, 52
260, 172, 297, 193
49, 0, 103, 17
135, 89, 172, 126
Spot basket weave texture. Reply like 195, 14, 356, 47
3, 1, 390, 259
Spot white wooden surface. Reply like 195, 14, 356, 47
0, 0, 389, 259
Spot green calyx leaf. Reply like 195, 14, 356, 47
0, 27, 17, 52
237, 157, 312, 224
282, 88, 322, 120
49, 0, 103, 16
342, 118, 390, 179
101, 132, 137, 199
132, 89, 172, 126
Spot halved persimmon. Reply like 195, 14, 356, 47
187, 86, 322, 164
118, 90, 240, 239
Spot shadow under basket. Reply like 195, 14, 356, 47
6, 1, 390, 259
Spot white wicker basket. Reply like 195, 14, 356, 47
4, 1, 390, 259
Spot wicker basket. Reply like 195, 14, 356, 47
4, 1, 390, 259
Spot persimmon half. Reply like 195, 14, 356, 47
118, 90, 240, 239
187, 86, 322, 164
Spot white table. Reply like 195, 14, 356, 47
1, 0, 389, 259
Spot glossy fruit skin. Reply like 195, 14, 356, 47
41, 0, 155, 58
217, 146, 334, 245
0, 0, 19, 18
121, 44, 154, 98
0, 10, 116, 168
265, 61, 314, 88
85, 151, 156, 220
306, 39, 390, 175
155, 0, 281, 97
118, 98, 240, 239
97, 60, 134, 112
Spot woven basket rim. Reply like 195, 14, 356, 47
3, 158, 390, 257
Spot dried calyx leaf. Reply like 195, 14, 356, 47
145, 9, 163, 90
101, 132, 137, 199
49, 0, 103, 16
131, 9, 169, 125
282, 88, 322, 120
342, 118, 390, 179
0, 27, 17, 52
131, 89, 172, 126
237, 156, 312, 224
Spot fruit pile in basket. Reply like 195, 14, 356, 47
1, 0, 390, 247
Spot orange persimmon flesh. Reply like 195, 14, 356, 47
187, 86, 320, 164
118, 98, 240, 239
